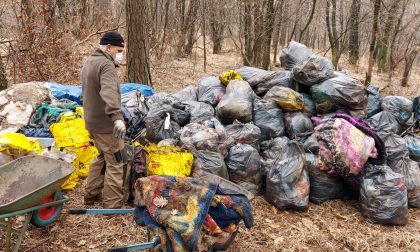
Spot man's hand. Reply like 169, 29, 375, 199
113, 120, 126, 139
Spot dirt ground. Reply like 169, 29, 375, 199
1, 47, 420, 252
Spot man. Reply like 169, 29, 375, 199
81, 31, 127, 208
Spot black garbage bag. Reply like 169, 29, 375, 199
260, 136, 289, 175
146, 93, 190, 126
197, 75, 226, 107
365, 85, 381, 118
280, 41, 315, 70
145, 111, 181, 142
180, 124, 220, 153
302, 94, 316, 117
303, 134, 319, 154
226, 144, 262, 194
366, 111, 401, 135
253, 98, 285, 140
235, 66, 268, 84
173, 85, 198, 102
381, 133, 420, 208
216, 80, 254, 124
291, 57, 335, 86
186, 101, 214, 122
192, 150, 229, 179
360, 164, 409, 226
265, 141, 309, 210
306, 153, 344, 204
414, 96, 420, 121
381, 96, 413, 124
253, 71, 296, 96
404, 133, 420, 162
284, 112, 314, 139
224, 120, 262, 150
311, 72, 368, 114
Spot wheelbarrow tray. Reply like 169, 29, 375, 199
0, 156, 74, 214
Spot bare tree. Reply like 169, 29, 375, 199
298, 0, 317, 43
401, 46, 419, 87
209, 1, 227, 54
365, 0, 381, 85
0, 58, 7, 90
325, 0, 340, 68
126, 0, 152, 85
348, 0, 360, 66
262, 0, 275, 69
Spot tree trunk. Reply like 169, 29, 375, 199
348, 0, 361, 66
262, 0, 275, 70
271, 0, 284, 63
159, 0, 170, 59
389, 0, 408, 78
377, 0, 400, 73
126, 0, 152, 85
209, 1, 226, 54
365, 0, 381, 85
184, 1, 199, 55
243, 0, 253, 65
326, 0, 340, 69
298, 0, 317, 43
0, 58, 7, 91
401, 48, 418, 87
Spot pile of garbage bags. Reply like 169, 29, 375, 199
1, 41, 418, 228
116, 40, 419, 226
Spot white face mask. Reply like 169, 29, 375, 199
115, 52, 123, 63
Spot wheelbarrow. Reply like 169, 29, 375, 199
0, 156, 74, 252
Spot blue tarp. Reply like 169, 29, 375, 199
48, 83, 83, 105
48, 82, 155, 105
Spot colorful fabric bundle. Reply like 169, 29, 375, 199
134, 175, 253, 251
313, 118, 377, 184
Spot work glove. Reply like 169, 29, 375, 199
113, 119, 126, 139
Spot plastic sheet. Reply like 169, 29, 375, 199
291, 57, 335, 86
360, 164, 408, 226
365, 85, 381, 118
311, 72, 368, 114
366, 111, 401, 135
120, 83, 155, 97
144, 144, 193, 177
280, 41, 315, 70
216, 80, 254, 124
284, 112, 313, 139
263, 86, 304, 112
173, 85, 198, 102
265, 141, 309, 210
306, 153, 344, 204
253, 98, 285, 140
197, 76, 226, 106
381, 96, 413, 124
226, 144, 261, 194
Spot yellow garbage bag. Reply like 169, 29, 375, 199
263, 86, 304, 112
75, 106, 84, 116
219, 70, 243, 86
50, 112, 91, 148
61, 157, 79, 190
0, 133, 41, 156
144, 144, 193, 177
68, 145, 99, 178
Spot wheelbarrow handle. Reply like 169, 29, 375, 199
68, 208, 134, 215
108, 241, 156, 252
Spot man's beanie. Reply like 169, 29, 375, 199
100, 31, 125, 48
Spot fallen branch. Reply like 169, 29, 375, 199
75, 24, 126, 47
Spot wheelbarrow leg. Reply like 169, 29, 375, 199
5, 218, 12, 252
13, 213, 32, 252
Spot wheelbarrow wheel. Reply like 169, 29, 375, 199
31, 190, 64, 228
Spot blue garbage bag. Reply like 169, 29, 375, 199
121, 83, 154, 96
48, 83, 83, 105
